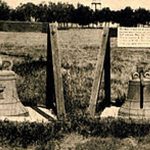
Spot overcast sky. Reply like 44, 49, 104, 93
5, 0, 150, 10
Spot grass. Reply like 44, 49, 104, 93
0, 29, 102, 108
1, 29, 150, 149
1, 29, 150, 109
75, 136, 150, 150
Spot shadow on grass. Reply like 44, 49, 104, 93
12, 59, 46, 76
12, 59, 47, 107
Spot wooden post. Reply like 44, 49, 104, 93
87, 28, 110, 117
104, 31, 111, 106
46, 24, 56, 111
46, 23, 66, 120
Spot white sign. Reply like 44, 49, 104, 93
117, 27, 150, 47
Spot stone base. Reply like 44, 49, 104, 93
100, 106, 120, 118
0, 107, 57, 123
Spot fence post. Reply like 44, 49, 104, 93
46, 23, 66, 120
87, 28, 110, 117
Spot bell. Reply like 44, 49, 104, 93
0, 60, 28, 116
118, 65, 150, 120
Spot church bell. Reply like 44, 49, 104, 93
0, 60, 28, 116
118, 65, 150, 120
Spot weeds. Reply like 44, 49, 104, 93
1, 30, 150, 149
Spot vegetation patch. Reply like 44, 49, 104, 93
1, 29, 150, 149
0, 21, 47, 32
0, 120, 65, 148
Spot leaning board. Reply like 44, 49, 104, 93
117, 27, 150, 47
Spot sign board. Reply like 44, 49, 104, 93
117, 27, 150, 47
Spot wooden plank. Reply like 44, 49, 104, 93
46, 23, 66, 120
46, 23, 56, 112
87, 28, 110, 117
104, 32, 111, 106
31, 106, 56, 121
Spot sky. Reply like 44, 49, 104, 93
5, 0, 150, 10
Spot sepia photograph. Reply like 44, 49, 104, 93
0, 0, 150, 149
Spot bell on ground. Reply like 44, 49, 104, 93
118, 66, 150, 120
0, 60, 28, 116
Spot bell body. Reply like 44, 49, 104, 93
0, 70, 28, 116
118, 78, 150, 120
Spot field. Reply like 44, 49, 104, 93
1, 29, 150, 149
1, 29, 150, 106
0, 29, 103, 108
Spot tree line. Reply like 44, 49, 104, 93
0, 0, 150, 27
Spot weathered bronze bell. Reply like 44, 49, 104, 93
118, 66, 150, 120
0, 60, 29, 116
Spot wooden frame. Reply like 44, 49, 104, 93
46, 25, 110, 119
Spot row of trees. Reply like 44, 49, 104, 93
0, 0, 150, 27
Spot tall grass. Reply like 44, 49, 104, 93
1, 30, 150, 112
1, 30, 150, 148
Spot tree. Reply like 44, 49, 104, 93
54, 3, 75, 24
1, 0, 150, 27
100, 8, 112, 22
0, 0, 10, 20
117, 7, 135, 27
134, 8, 150, 25
36, 3, 49, 22
73, 4, 93, 26
12, 2, 38, 21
